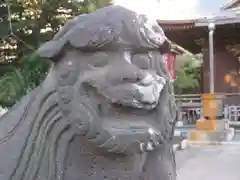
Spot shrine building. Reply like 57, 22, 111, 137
159, 0, 240, 104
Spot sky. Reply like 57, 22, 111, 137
113, 0, 233, 20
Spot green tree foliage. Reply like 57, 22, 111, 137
0, 0, 111, 63
0, 54, 51, 107
174, 53, 203, 94
0, 0, 111, 107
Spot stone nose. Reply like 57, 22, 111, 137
139, 74, 155, 86
137, 75, 166, 105
113, 64, 146, 84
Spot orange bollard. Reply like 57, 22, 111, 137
195, 93, 218, 131
189, 93, 224, 142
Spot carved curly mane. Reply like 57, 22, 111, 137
0, 66, 84, 180
0, 82, 59, 180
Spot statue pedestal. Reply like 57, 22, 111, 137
189, 119, 233, 142
196, 119, 216, 131
188, 94, 234, 143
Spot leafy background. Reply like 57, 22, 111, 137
0, 0, 202, 108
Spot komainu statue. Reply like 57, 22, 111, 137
0, 5, 177, 180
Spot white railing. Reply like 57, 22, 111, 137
175, 94, 201, 124
175, 94, 201, 106
179, 108, 201, 124
224, 105, 240, 121
175, 93, 240, 123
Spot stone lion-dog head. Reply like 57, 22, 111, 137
0, 5, 177, 180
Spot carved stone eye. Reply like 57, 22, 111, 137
132, 54, 150, 70
89, 52, 109, 68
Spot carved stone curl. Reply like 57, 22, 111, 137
0, 5, 177, 180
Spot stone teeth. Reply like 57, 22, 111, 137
146, 142, 154, 151
148, 128, 154, 135
140, 74, 154, 85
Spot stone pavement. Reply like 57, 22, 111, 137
176, 144, 240, 180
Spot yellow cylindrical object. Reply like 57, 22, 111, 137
202, 94, 217, 119
201, 93, 224, 120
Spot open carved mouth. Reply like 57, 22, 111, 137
79, 82, 165, 153
99, 102, 156, 116
101, 117, 163, 152
96, 98, 163, 152
81, 76, 165, 121
82, 72, 166, 110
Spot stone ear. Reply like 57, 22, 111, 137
53, 14, 86, 40
37, 40, 66, 62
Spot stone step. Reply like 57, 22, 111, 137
189, 128, 235, 143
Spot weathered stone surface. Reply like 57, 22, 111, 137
0, 5, 177, 180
